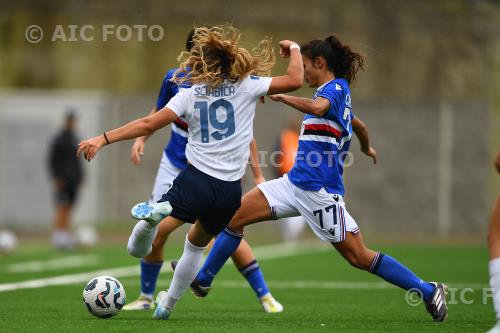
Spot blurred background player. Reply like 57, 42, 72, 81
274, 118, 306, 242
487, 151, 500, 333
123, 29, 283, 313
47, 110, 84, 250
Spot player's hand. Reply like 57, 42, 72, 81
362, 146, 377, 164
77, 135, 106, 162
279, 40, 298, 58
131, 138, 146, 165
495, 152, 500, 174
254, 175, 266, 185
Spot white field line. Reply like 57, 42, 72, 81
0, 242, 488, 292
5, 255, 100, 273
214, 280, 489, 290
0, 242, 326, 293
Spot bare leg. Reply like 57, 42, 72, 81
195, 187, 273, 289
144, 218, 185, 262
231, 239, 258, 268
52, 203, 75, 250
187, 220, 213, 247
229, 186, 274, 232
229, 186, 275, 268
332, 232, 377, 270
55, 204, 72, 230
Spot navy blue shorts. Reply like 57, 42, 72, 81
158, 164, 242, 235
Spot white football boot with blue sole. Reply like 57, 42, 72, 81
131, 202, 172, 226
152, 291, 172, 320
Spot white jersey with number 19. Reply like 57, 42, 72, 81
165, 75, 271, 181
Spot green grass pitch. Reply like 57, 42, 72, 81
0, 242, 492, 333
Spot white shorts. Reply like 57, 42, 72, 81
257, 175, 360, 243
149, 152, 183, 203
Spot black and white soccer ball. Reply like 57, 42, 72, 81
82, 276, 126, 318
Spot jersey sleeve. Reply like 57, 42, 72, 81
165, 87, 190, 117
246, 75, 272, 98
155, 69, 176, 110
317, 83, 342, 116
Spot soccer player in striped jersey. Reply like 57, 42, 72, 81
77, 24, 304, 320
190, 34, 448, 322
122, 29, 283, 313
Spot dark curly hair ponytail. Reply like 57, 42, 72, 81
301, 34, 364, 85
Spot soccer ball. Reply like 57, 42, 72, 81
82, 276, 126, 318
0, 230, 17, 254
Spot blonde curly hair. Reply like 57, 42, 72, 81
173, 25, 275, 87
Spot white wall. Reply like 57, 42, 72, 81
0, 90, 106, 229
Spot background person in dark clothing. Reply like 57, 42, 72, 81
48, 110, 84, 250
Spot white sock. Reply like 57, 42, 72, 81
140, 292, 153, 301
259, 292, 271, 300
127, 220, 158, 258
163, 236, 206, 310
490, 257, 500, 320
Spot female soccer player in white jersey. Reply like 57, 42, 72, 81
189, 34, 449, 322
77, 24, 304, 320
123, 29, 283, 313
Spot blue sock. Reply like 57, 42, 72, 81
239, 260, 269, 298
196, 228, 243, 287
140, 259, 163, 298
370, 252, 435, 301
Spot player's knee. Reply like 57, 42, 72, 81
227, 224, 244, 235
228, 216, 245, 234
346, 256, 365, 270
344, 251, 371, 270
152, 234, 168, 249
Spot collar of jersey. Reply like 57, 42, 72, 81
316, 78, 335, 92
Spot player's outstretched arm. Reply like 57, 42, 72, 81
77, 108, 178, 162
269, 94, 330, 117
267, 40, 304, 95
352, 117, 377, 164
131, 107, 157, 165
